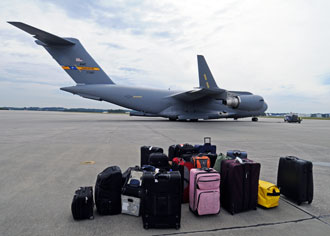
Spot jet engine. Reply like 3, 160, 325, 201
224, 95, 264, 111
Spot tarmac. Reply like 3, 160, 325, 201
0, 110, 329, 236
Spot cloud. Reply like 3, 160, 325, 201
0, 0, 330, 112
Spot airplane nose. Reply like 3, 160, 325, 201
263, 101, 268, 111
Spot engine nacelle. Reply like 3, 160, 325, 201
224, 95, 264, 111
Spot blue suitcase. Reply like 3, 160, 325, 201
227, 150, 247, 159
194, 137, 216, 154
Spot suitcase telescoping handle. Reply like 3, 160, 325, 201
204, 137, 211, 144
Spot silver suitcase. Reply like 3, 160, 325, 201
121, 195, 141, 216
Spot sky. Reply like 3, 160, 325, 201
0, 0, 330, 113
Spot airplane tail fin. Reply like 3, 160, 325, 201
8, 22, 115, 85
197, 55, 218, 89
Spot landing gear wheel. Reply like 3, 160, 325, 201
190, 119, 198, 122
169, 118, 177, 121
252, 117, 258, 122
234, 118, 238, 120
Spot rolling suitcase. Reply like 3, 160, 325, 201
277, 156, 313, 205
194, 137, 217, 154
148, 153, 169, 169
189, 168, 220, 215
221, 158, 260, 214
95, 166, 122, 215
71, 186, 94, 220
142, 171, 181, 229
258, 180, 280, 208
172, 157, 194, 203
140, 146, 163, 167
226, 150, 248, 159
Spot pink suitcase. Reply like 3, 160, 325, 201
189, 168, 220, 215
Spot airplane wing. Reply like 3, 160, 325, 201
167, 87, 227, 102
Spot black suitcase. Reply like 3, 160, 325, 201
277, 156, 313, 205
71, 186, 94, 220
148, 153, 169, 169
142, 171, 181, 229
122, 166, 144, 198
140, 146, 163, 167
168, 143, 196, 161
221, 159, 260, 214
95, 166, 122, 215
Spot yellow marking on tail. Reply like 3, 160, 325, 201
203, 74, 208, 81
206, 82, 210, 88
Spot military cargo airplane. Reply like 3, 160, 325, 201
9, 22, 267, 121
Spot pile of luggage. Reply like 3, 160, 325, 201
71, 137, 314, 229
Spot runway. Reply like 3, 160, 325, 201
0, 111, 329, 236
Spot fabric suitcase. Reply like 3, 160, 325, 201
148, 153, 169, 169
213, 153, 229, 173
140, 146, 163, 167
122, 167, 144, 198
258, 180, 280, 208
221, 158, 260, 214
227, 150, 248, 159
168, 143, 196, 161
277, 156, 313, 205
121, 195, 141, 216
71, 186, 94, 220
95, 166, 122, 215
142, 171, 181, 229
194, 137, 217, 154
172, 157, 194, 203
192, 155, 211, 168
189, 168, 220, 215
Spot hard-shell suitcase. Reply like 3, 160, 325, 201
121, 195, 141, 216
227, 150, 248, 159
194, 137, 217, 154
95, 166, 122, 215
168, 143, 196, 161
192, 156, 211, 168
71, 186, 94, 220
148, 153, 169, 169
142, 171, 181, 229
221, 158, 260, 214
189, 168, 220, 215
258, 180, 280, 208
213, 153, 228, 173
140, 146, 163, 167
277, 156, 313, 205
172, 157, 194, 203
122, 167, 144, 198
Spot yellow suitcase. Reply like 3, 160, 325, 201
258, 180, 280, 208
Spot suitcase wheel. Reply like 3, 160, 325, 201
297, 201, 302, 206
308, 200, 313, 204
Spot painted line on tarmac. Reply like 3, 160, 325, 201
154, 217, 315, 236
